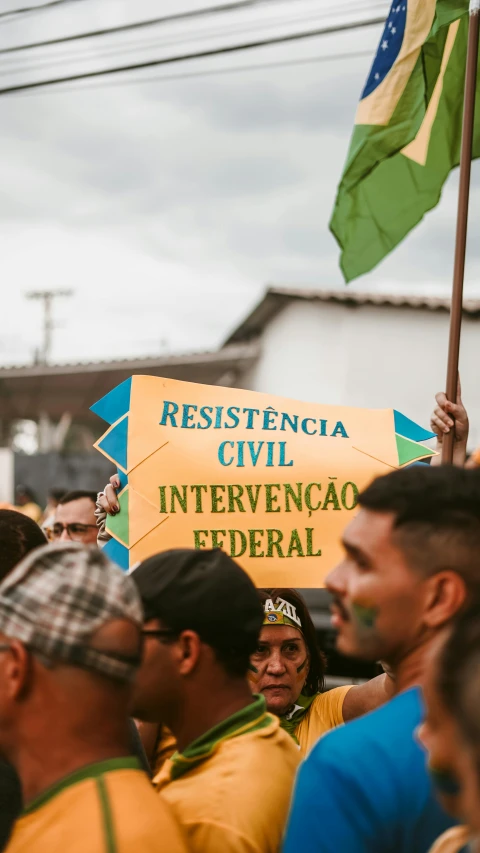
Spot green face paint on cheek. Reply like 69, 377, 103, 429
429, 765, 461, 797
294, 657, 309, 691
352, 600, 379, 630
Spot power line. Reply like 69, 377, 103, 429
0, 0, 387, 55
0, 2, 384, 76
0, 15, 385, 95
20, 48, 373, 97
0, 0, 80, 21
0, 0, 293, 53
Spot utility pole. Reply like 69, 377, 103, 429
26, 289, 73, 364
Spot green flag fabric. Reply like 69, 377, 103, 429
330, 0, 480, 283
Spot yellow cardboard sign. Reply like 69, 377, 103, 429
92, 376, 435, 586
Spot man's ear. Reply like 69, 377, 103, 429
175, 631, 202, 677
2, 640, 31, 701
423, 571, 467, 629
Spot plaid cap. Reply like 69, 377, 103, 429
0, 542, 143, 683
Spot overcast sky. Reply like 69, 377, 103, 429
1, 0, 479, 366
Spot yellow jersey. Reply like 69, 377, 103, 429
294, 686, 352, 756
5, 757, 187, 853
154, 696, 300, 853
152, 686, 352, 776
153, 725, 177, 777
15, 503, 42, 523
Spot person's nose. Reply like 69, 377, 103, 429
266, 650, 287, 676
325, 560, 347, 597
415, 722, 428, 751
59, 527, 70, 541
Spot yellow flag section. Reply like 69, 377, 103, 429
91, 376, 436, 587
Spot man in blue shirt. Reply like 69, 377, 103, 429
284, 465, 480, 853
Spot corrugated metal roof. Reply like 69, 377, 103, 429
0, 342, 258, 378
0, 342, 260, 425
224, 286, 480, 345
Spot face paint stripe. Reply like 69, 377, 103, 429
352, 601, 378, 629
429, 766, 461, 797
296, 658, 308, 674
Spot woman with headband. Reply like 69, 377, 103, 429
250, 588, 393, 757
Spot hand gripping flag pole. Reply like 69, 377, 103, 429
442, 0, 480, 463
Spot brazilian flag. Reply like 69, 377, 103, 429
330, 0, 480, 282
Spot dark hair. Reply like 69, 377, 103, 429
257, 588, 326, 694
437, 606, 480, 778
214, 647, 254, 680
358, 466, 480, 601
48, 488, 67, 503
58, 490, 98, 507
15, 485, 37, 503
0, 510, 47, 582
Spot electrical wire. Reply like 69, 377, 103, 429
0, 0, 81, 20
0, 1, 385, 76
0, 0, 388, 54
0, 15, 384, 95
18, 48, 374, 97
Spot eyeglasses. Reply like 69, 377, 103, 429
48, 523, 97, 541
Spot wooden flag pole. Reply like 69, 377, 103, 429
442, 0, 479, 464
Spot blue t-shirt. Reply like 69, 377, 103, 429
283, 687, 457, 853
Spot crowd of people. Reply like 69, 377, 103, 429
0, 392, 479, 852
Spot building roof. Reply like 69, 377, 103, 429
0, 342, 259, 426
224, 286, 480, 345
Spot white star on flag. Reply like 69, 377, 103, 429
381, 40, 389, 50
391, 26, 397, 34
374, 73, 380, 80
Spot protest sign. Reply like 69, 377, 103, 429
92, 376, 435, 586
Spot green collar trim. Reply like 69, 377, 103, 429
170, 694, 273, 780
280, 693, 317, 744
22, 757, 141, 816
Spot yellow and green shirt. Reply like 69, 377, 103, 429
5, 757, 188, 853
294, 686, 352, 757
154, 694, 300, 853
153, 725, 177, 777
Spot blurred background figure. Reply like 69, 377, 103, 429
48, 490, 99, 545
41, 487, 66, 531
14, 486, 42, 525
465, 450, 480, 470
419, 606, 480, 853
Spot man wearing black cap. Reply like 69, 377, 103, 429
131, 547, 300, 853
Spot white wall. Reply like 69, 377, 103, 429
0, 449, 14, 503
239, 300, 480, 448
